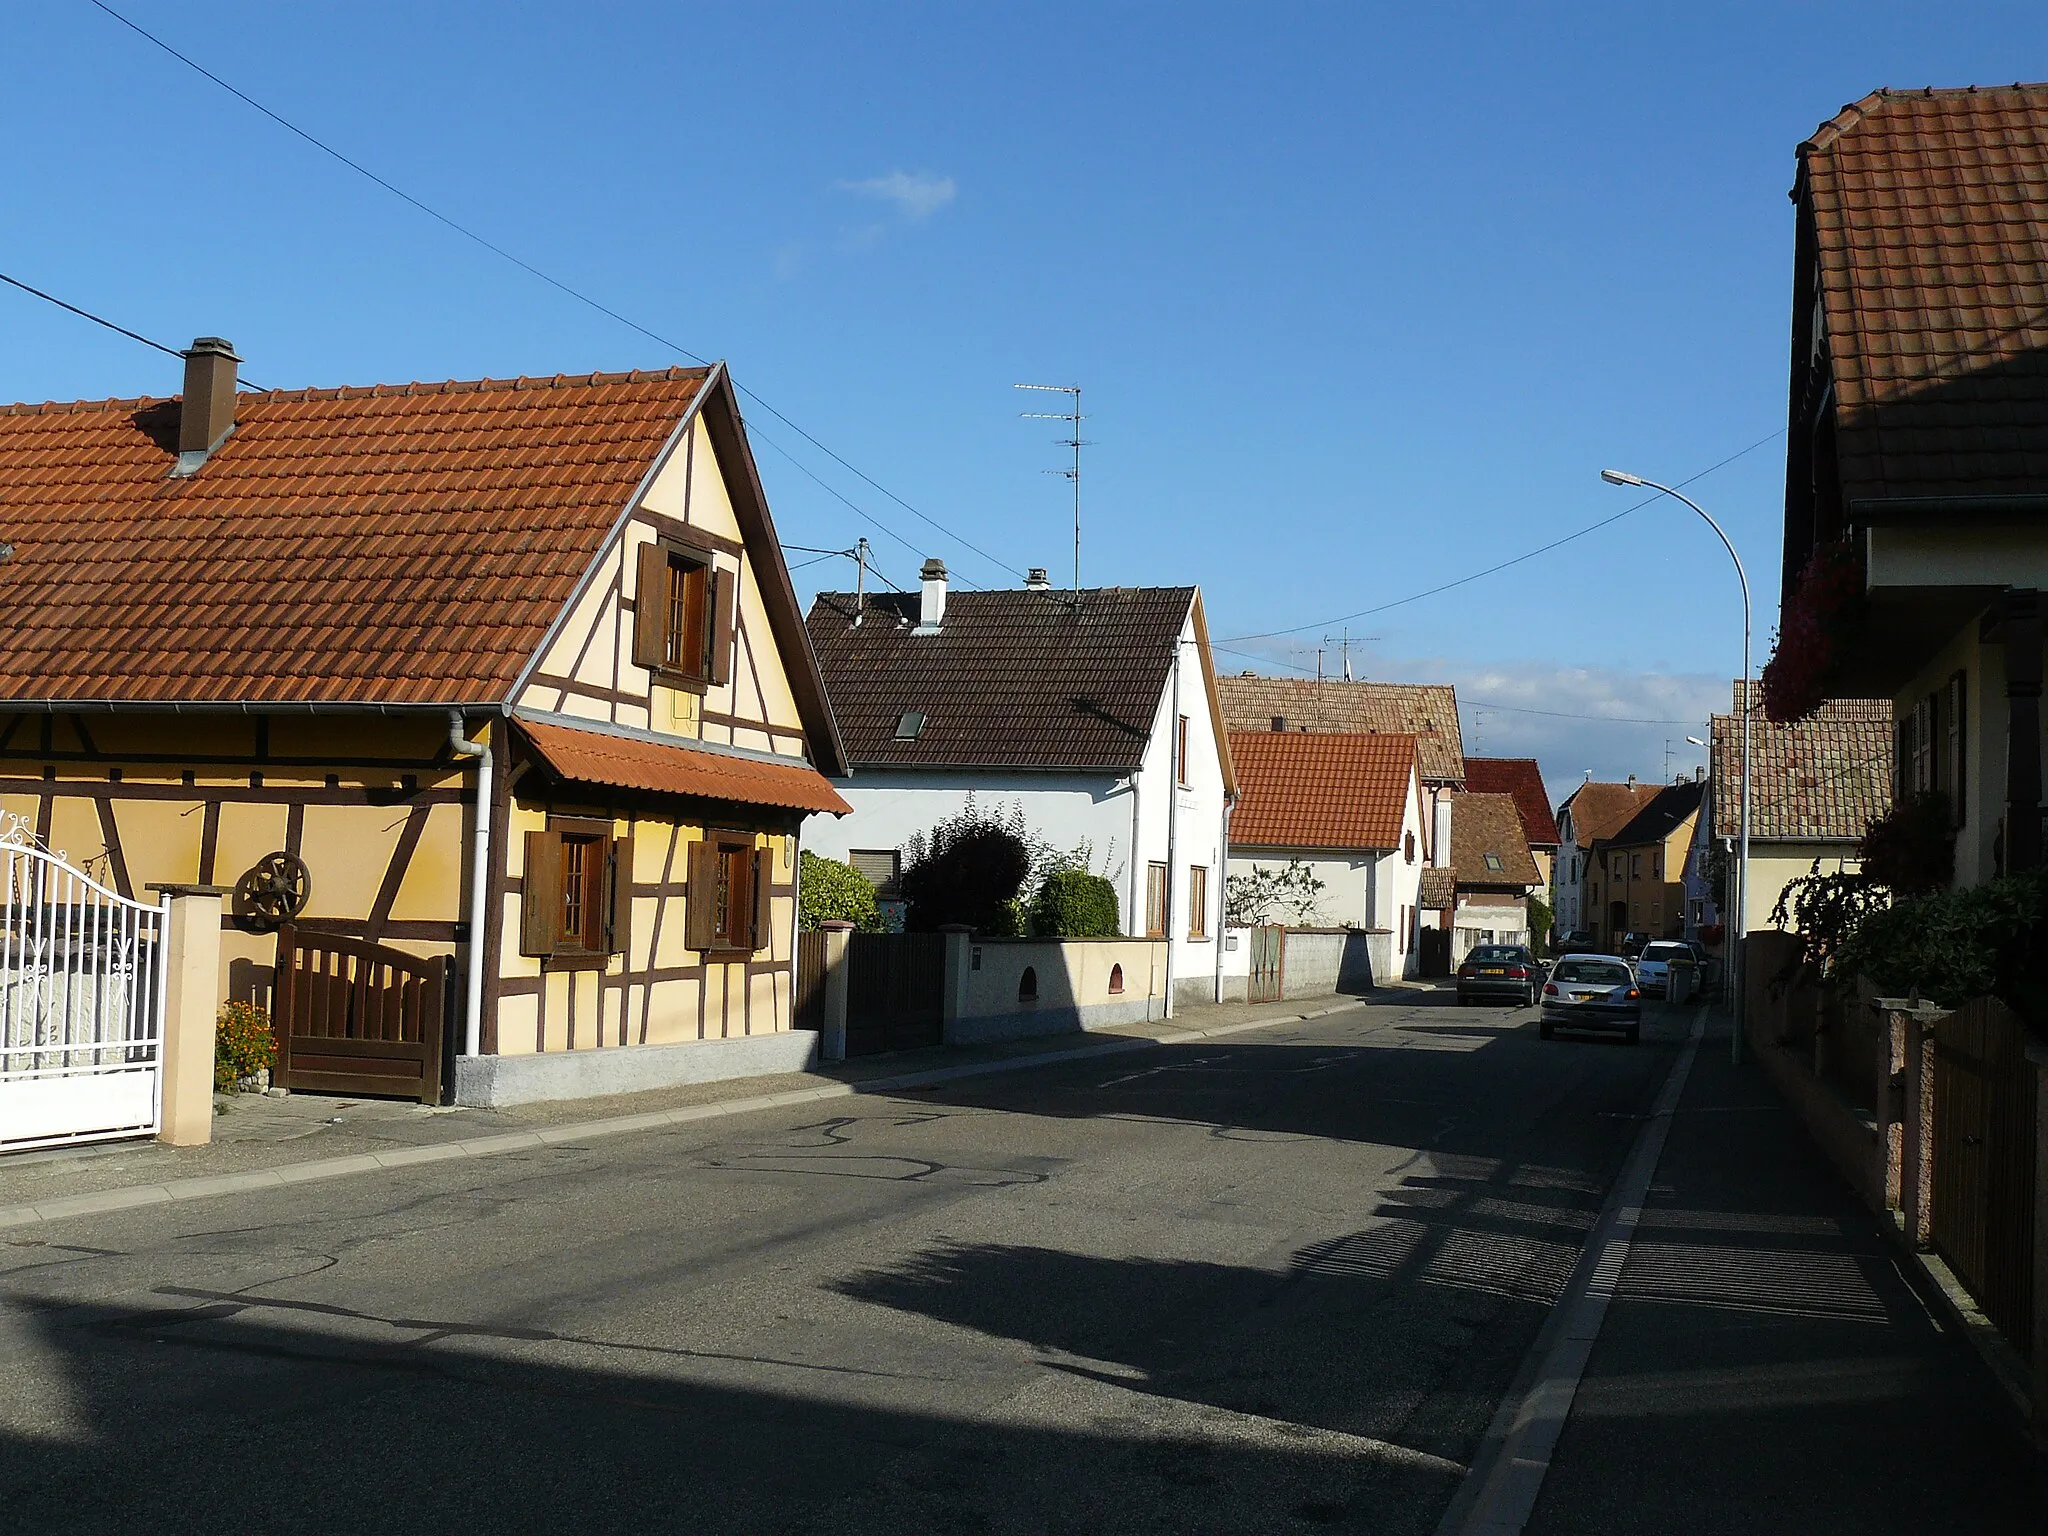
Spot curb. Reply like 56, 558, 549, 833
0, 996, 1374, 1231
1887, 1212, 2036, 1424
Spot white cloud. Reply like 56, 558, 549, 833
836, 170, 957, 221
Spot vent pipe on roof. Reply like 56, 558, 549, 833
916, 558, 947, 633
170, 337, 240, 477
1024, 567, 1051, 590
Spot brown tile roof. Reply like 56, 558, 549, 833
1463, 757, 1560, 847
1802, 85, 2048, 505
1216, 675, 1465, 783
519, 714, 851, 816
1560, 781, 1660, 846
1450, 792, 1540, 888
1417, 866, 1456, 910
1711, 686, 1891, 840
0, 368, 710, 705
1603, 780, 1706, 851
1227, 731, 1416, 851
805, 587, 1197, 772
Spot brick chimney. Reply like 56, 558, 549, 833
171, 337, 240, 477
916, 559, 947, 633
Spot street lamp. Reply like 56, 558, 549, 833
1602, 469, 1752, 1065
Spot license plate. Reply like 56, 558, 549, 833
1570, 992, 1596, 1002
1481, 968, 1504, 975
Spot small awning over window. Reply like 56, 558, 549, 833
517, 715, 851, 816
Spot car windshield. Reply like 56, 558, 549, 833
1468, 947, 1521, 963
1553, 960, 1631, 986
1641, 944, 1690, 961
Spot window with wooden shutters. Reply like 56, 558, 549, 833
1187, 865, 1208, 939
1145, 862, 1168, 939
687, 836, 766, 953
520, 824, 629, 961
1947, 671, 1967, 825
632, 539, 730, 685
1176, 714, 1191, 787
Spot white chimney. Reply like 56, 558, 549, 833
1025, 566, 1051, 590
916, 558, 948, 633
1431, 794, 1453, 869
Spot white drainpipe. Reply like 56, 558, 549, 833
448, 711, 493, 1058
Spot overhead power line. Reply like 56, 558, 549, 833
1219, 427, 1786, 644
0, 270, 274, 389
82, 0, 1022, 587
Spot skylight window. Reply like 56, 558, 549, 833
1483, 852, 1504, 871
895, 710, 927, 740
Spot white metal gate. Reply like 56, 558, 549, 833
0, 818, 169, 1152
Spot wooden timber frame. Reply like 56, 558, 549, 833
272, 923, 450, 1103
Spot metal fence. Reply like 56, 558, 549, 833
0, 825, 169, 1151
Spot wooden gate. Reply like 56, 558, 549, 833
1930, 995, 2036, 1355
793, 929, 829, 1035
271, 925, 448, 1104
1248, 925, 1284, 1004
1419, 927, 1451, 978
845, 931, 945, 1056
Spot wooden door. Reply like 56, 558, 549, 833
844, 932, 946, 1055
271, 925, 449, 1104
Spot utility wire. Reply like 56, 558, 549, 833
1219, 427, 1786, 644
83, 0, 1021, 586
0, 269, 274, 389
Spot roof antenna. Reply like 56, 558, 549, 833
1016, 382, 1087, 603
853, 536, 869, 628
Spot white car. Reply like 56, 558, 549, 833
1633, 941, 1694, 998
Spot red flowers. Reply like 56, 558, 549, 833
1761, 541, 1864, 723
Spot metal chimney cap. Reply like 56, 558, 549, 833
919, 558, 947, 581
185, 336, 241, 359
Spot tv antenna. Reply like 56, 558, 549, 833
1015, 383, 1087, 594
1320, 628, 1377, 682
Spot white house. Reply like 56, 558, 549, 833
802, 565, 1236, 1010
1223, 729, 1426, 979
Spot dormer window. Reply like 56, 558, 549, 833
895, 710, 927, 740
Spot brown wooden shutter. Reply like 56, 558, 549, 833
685, 839, 719, 952
521, 830, 561, 957
750, 847, 772, 952
708, 569, 736, 686
607, 832, 635, 956
631, 542, 668, 670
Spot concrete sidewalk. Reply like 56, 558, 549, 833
0, 986, 1411, 1226
1523, 1010, 2046, 1533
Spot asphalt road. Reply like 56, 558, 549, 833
0, 989, 1979, 1535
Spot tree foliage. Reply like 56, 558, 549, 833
1225, 861, 1326, 926
900, 801, 1032, 933
797, 851, 881, 932
1858, 791, 1955, 895
1526, 891, 1553, 955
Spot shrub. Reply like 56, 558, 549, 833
798, 851, 881, 932
214, 1001, 277, 1092
1525, 891, 1553, 955
1030, 870, 1122, 937
900, 804, 1031, 932
1858, 792, 1955, 894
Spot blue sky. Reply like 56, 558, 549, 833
7, 3, 2044, 799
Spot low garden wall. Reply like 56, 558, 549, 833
945, 936, 1168, 1045
1280, 928, 1375, 999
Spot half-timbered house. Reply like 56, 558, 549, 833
0, 341, 847, 1108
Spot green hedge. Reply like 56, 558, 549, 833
798, 851, 882, 932
1029, 870, 1121, 938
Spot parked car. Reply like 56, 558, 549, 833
1634, 940, 1695, 998
1456, 944, 1540, 1008
1553, 928, 1597, 957
1618, 931, 1652, 958
1539, 955, 1642, 1044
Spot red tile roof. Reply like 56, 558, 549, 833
1216, 675, 1466, 783
1560, 781, 1660, 847
1463, 757, 1560, 847
1801, 85, 2048, 505
1227, 731, 1416, 851
0, 369, 710, 705
1450, 792, 1540, 888
519, 715, 851, 816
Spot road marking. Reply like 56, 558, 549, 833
1434, 1005, 1707, 1536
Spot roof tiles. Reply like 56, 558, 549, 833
1216, 675, 1465, 783
1802, 85, 2048, 504
1463, 756, 1560, 847
1449, 792, 1541, 888
519, 716, 851, 816
1711, 684, 1891, 840
0, 369, 708, 704
1227, 731, 1417, 851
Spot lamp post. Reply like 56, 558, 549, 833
1602, 469, 1752, 1065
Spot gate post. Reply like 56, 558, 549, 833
1899, 1005, 1944, 1250
150, 885, 226, 1147
819, 922, 852, 1062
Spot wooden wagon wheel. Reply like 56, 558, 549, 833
234, 850, 311, 933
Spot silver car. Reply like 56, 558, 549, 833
1633, 940, 1694, 999
1540, 955, 1642, 1044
